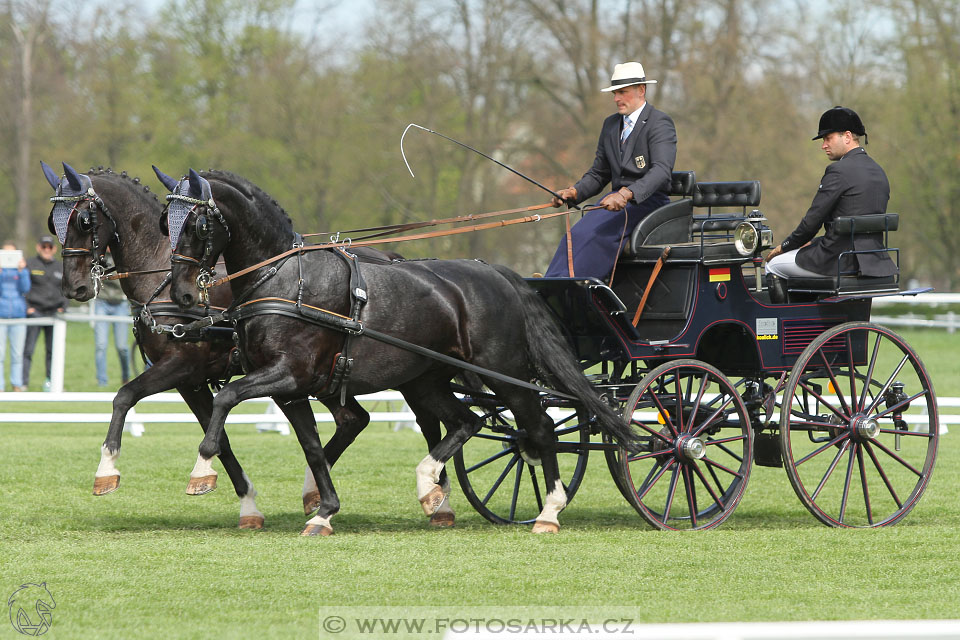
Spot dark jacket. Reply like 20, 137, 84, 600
25, 255, 68, 315
572, 102, 677, 205
782, 147, 896, 277
0, 267, 31, 318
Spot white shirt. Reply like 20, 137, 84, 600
622, 103, 646, 138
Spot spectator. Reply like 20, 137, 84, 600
23, 235, 67, 391
1, 241, 30, 392
94, 249, 131, 387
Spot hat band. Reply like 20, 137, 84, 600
610, 76, 646, 85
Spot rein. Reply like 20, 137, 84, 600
203, 203, 599, 291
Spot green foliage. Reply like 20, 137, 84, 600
1, 0, 958, 279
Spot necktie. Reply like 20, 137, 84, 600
620, 116, 633, 145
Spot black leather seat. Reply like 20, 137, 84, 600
622, 171, 696, 257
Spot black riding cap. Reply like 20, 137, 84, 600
812, 106, 867, 140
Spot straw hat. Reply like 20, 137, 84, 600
601, 62, 658, 92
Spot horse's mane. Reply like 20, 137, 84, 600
85, 166, 161, 205
201, 169, 294, 232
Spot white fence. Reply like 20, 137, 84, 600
872, 292, 960, 332
0, 390, 954, 437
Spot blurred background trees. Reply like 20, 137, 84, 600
1, 0, 957, 287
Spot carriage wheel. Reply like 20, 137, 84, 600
780, 322, 938, 527
453, 396, 590, 525
619, 359, 753, 530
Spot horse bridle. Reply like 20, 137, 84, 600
166, 192, 231, 305
50, 187, 118, 296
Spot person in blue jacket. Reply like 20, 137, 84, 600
0, 241, 31, 392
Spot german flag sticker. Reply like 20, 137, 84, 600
709, 268, 731, 282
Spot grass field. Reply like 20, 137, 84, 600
1, 325, 957, 638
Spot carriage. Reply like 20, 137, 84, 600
453, 172, 939, 530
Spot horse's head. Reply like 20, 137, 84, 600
42, 161, 119, 301
155, 166, 231, 309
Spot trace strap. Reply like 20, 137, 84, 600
227, 297, 578, 401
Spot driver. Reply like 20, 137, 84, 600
764, 107, 897, 290
544, 61, 677, 280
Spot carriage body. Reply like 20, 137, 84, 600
457, 173, 939, 531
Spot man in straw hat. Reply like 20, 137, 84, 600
544, 61, 677, 279
764, 106, 896, 296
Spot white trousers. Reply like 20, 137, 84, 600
765, 249, 824, 279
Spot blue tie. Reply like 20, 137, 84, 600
620, 116, 633, 145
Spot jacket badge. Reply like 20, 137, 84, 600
634, 155, 646, 169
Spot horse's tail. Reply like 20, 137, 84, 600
493, 266, 641, 453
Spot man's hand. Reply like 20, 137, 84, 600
764, 244, 783, 263
599, 188, 633, 211
551, 187, 577, 208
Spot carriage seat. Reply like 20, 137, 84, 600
621, 171, 696, 257
779, 214, 900, 300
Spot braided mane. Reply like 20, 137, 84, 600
201, 169, 294, 231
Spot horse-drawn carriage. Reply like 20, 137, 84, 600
454, 172, 938, 530
45, 161, 938, 534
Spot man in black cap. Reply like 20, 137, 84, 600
765, 106, 896, 284
23, 235, 67, 390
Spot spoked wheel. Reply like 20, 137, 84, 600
780, 322, 938, 527
619, 359, 753, 530
453, 391, 590, 525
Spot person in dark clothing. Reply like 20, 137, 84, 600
765, 106, 896, 279
23, 235, 67, 390
544, 61, 677, 280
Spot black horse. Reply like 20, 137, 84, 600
43, 162, 444, 529
160, 167, 638, 534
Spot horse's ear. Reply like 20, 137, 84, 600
187, 168, 203, 199
152, 165, 179, 192
63, 162, 84, 192
40, 161, 59, 191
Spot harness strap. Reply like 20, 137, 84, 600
229, 298, 577, 401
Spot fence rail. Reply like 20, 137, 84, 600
0, 390, 953, 436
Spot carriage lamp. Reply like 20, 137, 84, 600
734, 220, 775, 257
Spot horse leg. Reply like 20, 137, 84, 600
196, 367, 338, 536
178, 385, 264, 529
403, 392, 455, 527
94, 355, 193, 495
401, 381, 481, 518
302, 397, 370, 514
487, 383, 566, 533
276, 397, 340, 536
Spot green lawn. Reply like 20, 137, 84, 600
0, 325, 957, 639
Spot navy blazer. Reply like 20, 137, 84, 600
572, 102, 677, 205
782, 147, 896, 277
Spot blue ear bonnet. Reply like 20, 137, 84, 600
50, 173, 95, 244
167, 173, 214, 250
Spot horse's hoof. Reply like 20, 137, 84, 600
418, 485, 446, 516
532, 520, 560, 534
93, 475, 120, 495
429, 511, 455, 527
301, 524, 333, 536
186, 474, 217, 495
238, 515, 265, 530
302, 491, 322, 515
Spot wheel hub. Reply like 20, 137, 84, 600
676, 435, 706, 460
514, 440, 542, 466
852, 415, 880, 441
